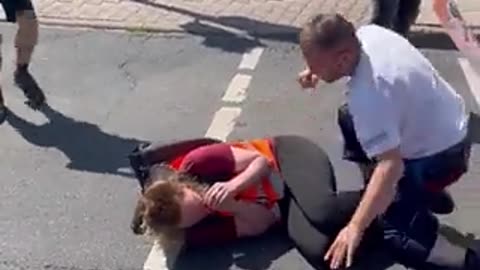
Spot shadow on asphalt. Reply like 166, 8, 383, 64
129, 0, 299, 53
6, 103, 146, 178
175, 229, 395, 270
408, 25, 480, 51
180, 20, 264, 54
130, 0, 480, 54
408, 29, 460, 50
440, 223, 479, 249
176, 230, 295, 270
415, 23, 480, 31
468, 112, 480, 144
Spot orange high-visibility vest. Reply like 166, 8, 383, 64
168, 138, 283, 214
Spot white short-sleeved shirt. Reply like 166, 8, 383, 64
346, 25, 468, 159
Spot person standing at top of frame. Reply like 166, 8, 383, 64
371, 0, 422, 36
0, 0, 46, 123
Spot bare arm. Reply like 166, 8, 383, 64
349, 148, 404, 231
228, 147, 271, 194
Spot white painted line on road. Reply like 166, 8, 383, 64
458, 57, 480, 106
144, 241, 167, 270
204, 106, 242, 141
238, 47, 264, 70
222, 74, 251, 103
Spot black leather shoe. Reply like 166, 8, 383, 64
427, 190, 455, 215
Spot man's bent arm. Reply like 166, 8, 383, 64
349, 148, 404, 231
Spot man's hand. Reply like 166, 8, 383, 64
204, 182, 238, 209
297, 68, 319, 89
325, 148, 403, 269
324, 222, 364, 269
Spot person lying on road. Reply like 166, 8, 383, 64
129, 135, 479, 270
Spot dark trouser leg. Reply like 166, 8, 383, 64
286, 199, 331, 270
273, 135, 364, 234
273, 135, 383, 268
371, 0, 400, 29
286, 197, 386, 270
394, 0, 422, 36
379, 177, 441, 269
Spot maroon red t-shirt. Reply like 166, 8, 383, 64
178, 144, 240, 245
179, 143, 236, 182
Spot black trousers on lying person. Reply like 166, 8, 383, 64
273, 135, 385, 269
337, 103, 472, 269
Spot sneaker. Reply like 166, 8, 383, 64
14, 68, 46, 109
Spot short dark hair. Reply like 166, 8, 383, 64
299, 13, 356, 51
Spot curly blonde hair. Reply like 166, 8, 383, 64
141, 164, 208, 238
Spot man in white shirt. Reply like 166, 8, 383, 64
297, 13, 477, 270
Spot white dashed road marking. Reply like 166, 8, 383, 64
222, 74, 251, 103
204, 107, 243, 141
238, 47, 265, 70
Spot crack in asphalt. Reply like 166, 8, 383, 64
118, 59, 138, 93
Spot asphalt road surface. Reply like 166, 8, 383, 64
0, 23, 479, 270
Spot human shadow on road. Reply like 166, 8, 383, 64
175, 229, 294, 270
180, 19, 264, 54
129, 0, 299, 53
6, 104, 146, 178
